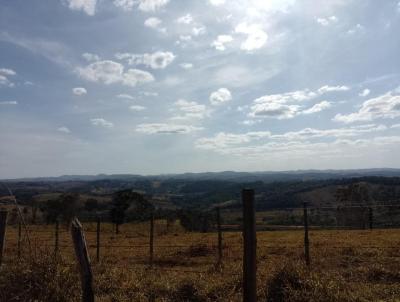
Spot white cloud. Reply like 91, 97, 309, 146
359, 89, 371, 97
0, 101, 17, 105
0, 68, 16, 76
180, 63, 193, 69
318, 85, 350, 94
347, 24, 364, 35
72, 87, 87, 95
192, 26, 206, 36
0, 68, 16, 87
172, 99, 209, 120
115, 51, 175, 69
176, 14, 193, 24
195, 124, 393, 159
129, 105, 146, 111
57, 126, 71, 134
235, 23, 268, 51
142, 91, 158, 97
209, 88, 232, 105
90, 118, 114, 128
209, 0, 225, 6
302, 101, 332, 114
211, 35, 233, 51
77, 60, 154, 87
137, 0, 169, 12
117, 94, 135, 100
136, 123, 202, 134
144, 17, 162, 28
113, 0, 135, 11
113, 0, 169, 12
248, 85, 350, 119
316, 16, 338, 26
333, 91, 400, 123
82, 52, 100, 62
64, 0, 97, 16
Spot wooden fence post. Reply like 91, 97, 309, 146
18, 220, 22, 258
54, 219, 59, 257
216, 207, 223, 267
71, 218, 94, 302
369, 207, 373, 230
242, 189, 256, 302
96, 217, 100, 262
303, 202, 310, 267
149, 213, 154, 267
0, 210, 8, 266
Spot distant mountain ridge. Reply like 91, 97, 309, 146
3, 168, 400, 183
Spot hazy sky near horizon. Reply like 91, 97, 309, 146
1, 0, 400, 178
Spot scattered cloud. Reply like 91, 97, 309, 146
144, 17, 166, 33
136, 123, 202, 134
211, 35, 233, 51
0, 101, 18, 105
176, 14, 193, 24
115, 51, 175, 69
316, 16, 338, 26
172, 99, 209, 120
64, 0, 97, 16
235, 23, 268, 51
90, 118, 114, 128
82, 52, 100, 62
77, 60, 154, 87
0, 68, 16, 87
192, 26, 206, 36
57, 126, 71, 133
248, 87, 346, 119
333, 91, 400, 123
116, 93, 135, 100
318, 85, 350, 94
359, 89, 371, 97
347, 24, 364, 35
0, 68, 16, 76
209, 88, 232, 105
302, 101, 332, 114
137, 0, 169, 12
72, 87, 87, 95
209, 0, 225, 6
129, 105, 146, 111
180, 63, 193, 69
142, 91, 158, 97
113, 0, 169, 12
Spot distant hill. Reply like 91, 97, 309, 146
3, 168, 400, 183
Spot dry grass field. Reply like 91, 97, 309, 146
1, 221, 400, 301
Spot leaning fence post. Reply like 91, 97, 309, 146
149, 212, 154, 267
303, 202, 310, 267
71, 218, 94, 302
242, 189, 256, 302
0, 210, 8, 266
369, 207, 373, 230
18, 220, 22, 258
54, 219, 59, 257
96, 217, 100, 262
217, 207, 223, 267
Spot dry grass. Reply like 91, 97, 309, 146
1, 221, 400, 301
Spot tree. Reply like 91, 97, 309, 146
178, 209, 216, 232
84, 198, 98, 212
110, 190, 153, 234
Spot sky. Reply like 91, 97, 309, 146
1, 0, 400, 178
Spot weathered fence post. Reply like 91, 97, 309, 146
149, 212, 154, 267
0, 210, 8, 266
18, 220, 22, 258
303, 202, 310, 267
54, 219, 59, 257
242, 189, 256, 302
71, 218, 94, 302
96, 217, 100, 262
217, 207, 223, 267
369, 207, 373, 230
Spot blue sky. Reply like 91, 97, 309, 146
1, 0, 400, 178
